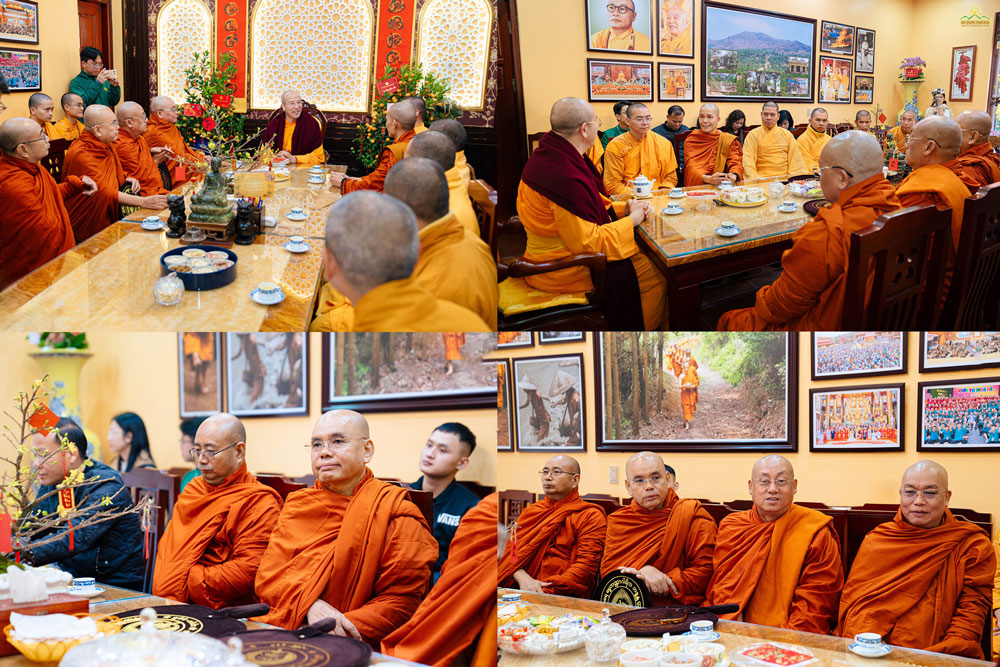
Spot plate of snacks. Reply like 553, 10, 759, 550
732, 642, 816, 667
718, 186, 767, 208
788, 180, 823, 198
498, 614, 598, 655
160, 245, 238, 291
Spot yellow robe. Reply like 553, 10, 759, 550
282, 119, 325, 166
447, 166, 479, 236
743, 125, 809, 179
455, 150, 472, 190
585, 138, 605, 174
660, 27, 691, 55
796, 126, 830, 172
590, 27, 651, 52
603, 131, 678, 196
888, 126, 910, 154
353, 278, 490, 332
46, 117, 84, 141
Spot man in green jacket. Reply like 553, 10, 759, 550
69, 47, 121, 109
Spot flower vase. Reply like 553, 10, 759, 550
28, 350, 103, 460
898, 80, 924, 120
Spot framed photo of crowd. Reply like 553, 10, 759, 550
918, 332, 1000, 372
539, 332, 586, 345
586, 0, 654, 55
177, 333, 224, 418
810, 384, 904, 453
593, 332, 798, 452
226, 333, 308, 418
657, 0, 694, 58
811, 332, 907, 381
497, 332, 533, 349
496, 359, 514, 451
853, 76, 874, 104
818, 56, 852, 104
0, 47, 41, 92
588, 58, 654, 102
855, 28, 875, 74
659, 63, 695, 102
917, 378, 1000, 451
819, 20, 854, 56
0, 1, 39, 44
513, 353, 586, 452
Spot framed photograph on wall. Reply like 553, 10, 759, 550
819, 20, 854, 56
594, 332, 798, 452
0, 1, 39, 44
818, 56, 852, 104
513, 353, 586, 452
919, 332, 1000, 372
659, 62, 695, 102
539, 332, 586, 345
226, 333, 308, 417
0, 47, 41, 92
496, 359, 514, 451
810, 384, 904, 452
588, 58, 654, 102
811, 332, 907, 381
853, 75, 874, 104
918, 378, 1000, 451
177, 333, 224, 418
855, 28, 875, 74
497, 332, 534, 349
950, 45, 976, 102
586, 0, 653, 55
657, 0, 694, 58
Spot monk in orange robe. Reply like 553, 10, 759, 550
147, 96, 205, 185
683, 103, 743, 186
47, 93, 85, 141
113, 102, 168, 196
499, 455, 607, 598
679, 363, 699, 427
602, 452, 716, 606
403, 131, 480, 236
62, 105, 168, 243
718, 131, 901, 331
0, 118, 97, 289
255, 410, 438, 645
382, 493, 498, 665
951, 110, 1000, 193
604, 102, 679, 194
332, 103, 416, 193
264, 90, 325, 167
705, 455, 844, 634
838, 461, 995, 658
153, 414, 282, 608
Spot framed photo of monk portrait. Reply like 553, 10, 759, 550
855, 28, 875, 74
593, 332, 798, 452
819, 20, 854, 56
225, 333, 308, 418
811, 332, 907, 381
321, 333, 497, 412
513, 354, 586, 452
658, 63, 694, 102
586, 0, 653, 55
809, 384, 905, 453
587, 58, 654, 102
0, 1, 39, 44
497, 359, 514, 451
917, 378, 1000, 451
177, 333, 224, 418
657, 0, 693, 58
919, 332, 1000, 373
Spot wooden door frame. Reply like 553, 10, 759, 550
497, 0, 528, 222
79, 0, 114, 69
988, 12, 1000, 124
121, 0, 150, 110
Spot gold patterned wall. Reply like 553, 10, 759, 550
416, 0, 493, 111
155, 0, 213, 104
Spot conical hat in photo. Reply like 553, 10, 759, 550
549, 369, 577, 397
518, 376, 538, 392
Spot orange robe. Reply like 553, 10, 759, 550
352, 278, 490, 333
381, 494, 498, 665
604, 131, 679, 196
600, 489, 716, 606
113, 131, 167, 196
680, 366, 699, 421
47, 117, 84, 141
145, 114, 204, 185
498, 489, 607, 598
61, 130, 125, 244
342, 129, 416, 193
949, 141, 1000, 194
0, 155, 81, 290
718, 173, 901, 330
706, 504, 844, 635
446, 165, 480, 235
837, 509, 995, 659
443, 332, 465, 360
254, 469, 437, 645
152, 463, 282, 608
682, 130, 744, 186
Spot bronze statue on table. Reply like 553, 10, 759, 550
234, 200, 256, 245
188, 157, 235, 225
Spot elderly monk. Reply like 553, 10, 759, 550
429, 118, 472, 188
888, 110, 917, 153
718, 131, 901, 330
332, 103, 416, 193
602, 453, 716, 606
152, 414, 282, 608
604, 102, 678, 195
683, 103, 743, 186
838, 461, 995, 658
590, 0, 650, 51
516, 97, 666, 330
62, 105, 168, 243
403, 130, 478, 235
400, 96, 428, 134
797, 107, 831, 171
0, 118, 97, 289
498, 456, 607, 598
113, 102, 168, 196
660, 2, 692, 54
743, 102, 809, 179
705, 455, 844, 634
263, 90, 324, 166
318, 191, 489, 331
255, 410, 437, 644
855, 110, 873, 133
951, 110, 1000, 193
48, 93, 85, 141
147, 95, 205, 186
28, 93, 55, 137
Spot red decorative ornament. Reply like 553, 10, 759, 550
202, 118, 217, 131
184, 104, 204, 118
212, 94, 232, 109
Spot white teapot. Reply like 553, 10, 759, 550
627, 174, 656, 198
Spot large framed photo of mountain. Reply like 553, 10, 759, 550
701, 2, 816, 103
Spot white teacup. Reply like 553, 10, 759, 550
308, 174, 324, 183
144, 216, 160, 224
257, 281, 280, 297
854, 633, 884, 650
665, 204, 682, 213
670, 188, 684, 197
289, 235, 305, 246
690, 620, 714, 637
718, 181, 734, 191
72, 577, 96, 593
290, 207, 305, 217
719, 220, 737, 232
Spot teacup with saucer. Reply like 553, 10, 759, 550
777, 200, 798, 213
716, 220, 740, 237
663, 203, 684, 216
284, 235, 310, 253
251, 281, 285, 305
849, 633, 892, 658
286, 207, 307, 221
141, 216, 164, 231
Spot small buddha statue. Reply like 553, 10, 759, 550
188, 157, 235, 224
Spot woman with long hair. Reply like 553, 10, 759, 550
777, 110, 795, 130
724, 109, 746, 143
107, 412, 156, 473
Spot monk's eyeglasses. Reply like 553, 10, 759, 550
539, 468, 576, 477
754, 478, 791, 488
584, 118, 603, 129
190, 442, 238, 460
607, 3, 635, 13
309, 437, 357, 453
900, 488, 941, 500
816, 165, 853, 178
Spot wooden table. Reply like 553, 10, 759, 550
0, 167, 339, 332
498, 589, 993, 667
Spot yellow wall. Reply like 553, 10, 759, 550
498, 332, 1000, 523
0, 333, 496, 485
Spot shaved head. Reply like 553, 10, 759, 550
902, 459, 948, 488
280, 90, 300, 105
624, 451, 673, 510
749, 455, 797, 521
311, 409, 373, 494
540, 454, 580, 501
315, 409, 371, 439
0, 117, 42, 155
626, 102, 650, 119
387, 102, 417, 131
150, 95, 175, 113
900, 109, 917, 121
83, 104, 114, 131
550, 97, 594, 135
429, 118, 467, 151
384, 157, 450, 225
193, 413, 247, 485
116, 101, 143, 122
956, 110, 993, 146
907, 116, 962, 168
762, 101, 779, 112
855, 110, 871, 121
700, 103, 720, 116
61, 92, 82, 109
401, 96, 426, 122
823, 130, 885, 182
28, 93, 54, 126
810, 107, 827, 119
899, 460, 951, 528
625, 450, 667, 478
404, 130, 456, 170
200, 412, 246, 446
28, 93, 51, 109
752, 454, 794, 479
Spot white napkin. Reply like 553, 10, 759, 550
8, 565, 48, 603
9, 612, 98, 641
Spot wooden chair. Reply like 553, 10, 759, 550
165, 467, 193, 478
581, 493, 622, 516
499, 490, 535, 525
790, 126, 807, 138
121, 469, 179, 593
41, 138, 70, 182
458, 481, 497, 499
256, 474, 307, 500
405, 488, 434, 527
469, 179, 497, 249
743, 124, 760, 134
842, 205, 951, 328
669, 129, 693, 165
527, 131, 545, 156
938, 183, 1000, 329
291, 474, 316, 486
835, 122, 853, 134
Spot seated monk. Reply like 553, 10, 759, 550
796, 107, 831, 172
317, 191, 490, 331
403, 130, 479, 235
255, 410, 437, 645
0, 118, 97, 289
429, 118, 472, 188
951, 110, 1000, 193
331, 103, 416, 193
718, 131, 901, 330
381, 493, 498, 665
48, 93, 85, 141
498, 455, 606, 597
888, 109, 917, 154
705, 455, 844, 634
28, 93, 55, 138
683, 103, 743, 187
62, 105, 167, 243
152, 413, 282, 608
601, 453, 716, 606
113, 101, 168, 196
743, 102, 809, 179
604, 102, 678, 195
517, 97, 667, 330
262, 90, 324, 167
146, 95, 205, 185
854, 110, 873, 134
837, 461, 995, 658
400, 96, 428, 134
